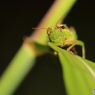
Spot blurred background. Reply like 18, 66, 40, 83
0, 0, 95, 95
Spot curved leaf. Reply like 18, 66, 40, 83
48, 42, 95, 95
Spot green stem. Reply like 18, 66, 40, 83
0, 44, 36, 95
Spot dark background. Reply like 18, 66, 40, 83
0, 0, 95, 95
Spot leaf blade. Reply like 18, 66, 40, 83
48, 42, 95, 95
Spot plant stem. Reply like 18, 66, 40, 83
0, 43, 36, 95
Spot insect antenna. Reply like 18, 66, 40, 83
56, 12, 68, 25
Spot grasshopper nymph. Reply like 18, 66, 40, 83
33, 14, 85, 58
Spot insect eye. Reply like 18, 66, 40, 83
60, 26, 66, 29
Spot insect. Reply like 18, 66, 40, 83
33, 13, 85, 58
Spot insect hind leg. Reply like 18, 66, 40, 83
64, 40, 85, 58
76, 40, 85, 58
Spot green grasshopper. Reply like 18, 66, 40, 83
33, 14, 85, 58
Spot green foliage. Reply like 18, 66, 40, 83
48, 42, 95, 95
1, 0, 93, 95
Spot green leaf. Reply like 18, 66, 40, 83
48, 42, 95, 95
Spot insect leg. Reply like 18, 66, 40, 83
64, 41, 76, 55
65, 40, 85, 58
76, 40, 85, 59
67, 43, 76, 51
